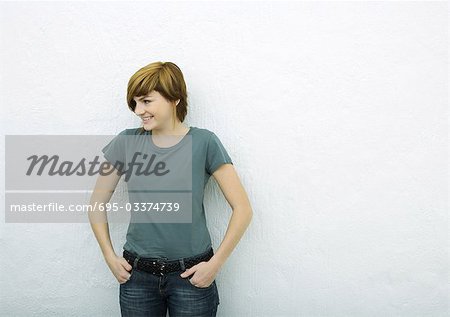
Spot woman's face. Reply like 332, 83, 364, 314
133, 90, 178, 130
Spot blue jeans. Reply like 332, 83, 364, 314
119, 249, 220, 316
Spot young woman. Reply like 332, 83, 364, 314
89, 61, 253, 317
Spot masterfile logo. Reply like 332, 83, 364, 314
5, 134, 193, 224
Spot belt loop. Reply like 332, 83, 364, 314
179, 258, 186, 271
133, 256, 140, 269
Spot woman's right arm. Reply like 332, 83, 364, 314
88, 163, 132, 284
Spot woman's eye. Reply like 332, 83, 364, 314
144, 100, 151, 104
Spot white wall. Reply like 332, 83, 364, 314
0, 1, 448, 316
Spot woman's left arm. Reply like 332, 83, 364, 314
180, 163, 253, 286
208, 163, 253, 268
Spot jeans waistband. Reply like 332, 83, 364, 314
123, 247, 213, 262
123, 247, 214, 273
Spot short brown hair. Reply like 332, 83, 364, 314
127, 61, 188, 134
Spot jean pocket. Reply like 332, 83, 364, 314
187, 276, 215, 289
120, 269, 134, 285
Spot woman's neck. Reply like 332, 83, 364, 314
151, 122, 189, 136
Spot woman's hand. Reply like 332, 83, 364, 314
105, 254, 133, 284
180, 259, 221, 288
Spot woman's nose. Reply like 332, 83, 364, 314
134, 102, 144, 115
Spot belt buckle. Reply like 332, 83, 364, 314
154, 258, 167, 276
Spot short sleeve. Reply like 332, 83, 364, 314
206, 132, 233, 175
101, 129, 128, 174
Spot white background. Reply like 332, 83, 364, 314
0, 1, 448, 316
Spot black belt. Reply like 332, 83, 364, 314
123, 248, 214, 276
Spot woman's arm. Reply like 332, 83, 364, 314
209, 163, 253, 269
88, 163, 121, 259
180, 163, 253, 286
88, 163, 132, 283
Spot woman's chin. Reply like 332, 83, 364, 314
142, 122, 154, 129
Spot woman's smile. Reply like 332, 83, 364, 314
142, 115, 154, 124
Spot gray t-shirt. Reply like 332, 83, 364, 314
101, 126, 233, 259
